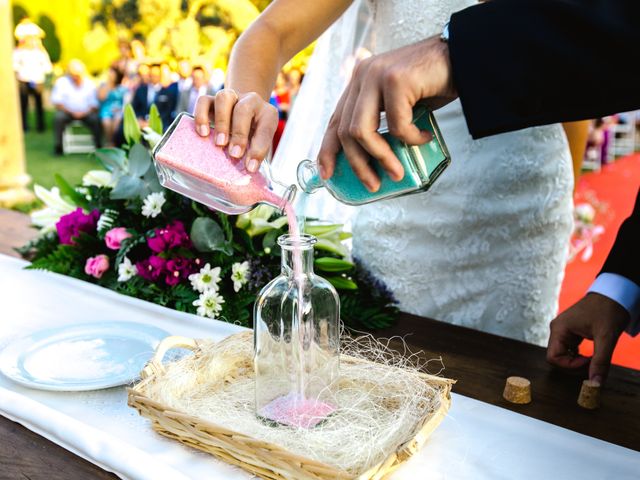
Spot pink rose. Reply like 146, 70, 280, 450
105, 227, 132, 250
85, 255, 110, 279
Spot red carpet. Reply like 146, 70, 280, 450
558, 153, 640, 370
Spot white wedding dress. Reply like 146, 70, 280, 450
273, 0, 574, 345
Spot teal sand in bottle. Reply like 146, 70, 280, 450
297, 105, 451, 205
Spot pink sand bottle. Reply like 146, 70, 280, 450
152, 113, 295, 215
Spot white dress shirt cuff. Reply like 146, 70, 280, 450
588, 273, 640, 336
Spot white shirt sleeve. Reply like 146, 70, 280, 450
588, 273, 640, 336
50, 77, 64, 106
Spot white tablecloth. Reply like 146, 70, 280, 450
0, 254, 638, 479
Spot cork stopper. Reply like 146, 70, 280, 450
577, 380, 601, 409
503, 376, 532, 404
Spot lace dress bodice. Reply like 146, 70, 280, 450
351, 0, 574, 345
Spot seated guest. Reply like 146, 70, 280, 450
51, 59, 101, 155
176, 58, 193, 94
177, 66, 216, 114
131, 62, 178, 130
98, 66, 127, 147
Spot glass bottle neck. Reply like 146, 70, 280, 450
281, 247, 314, 277
297, 159, 324, 194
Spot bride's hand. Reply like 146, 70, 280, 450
194, 89, 279, 172
318, 35, 457, 192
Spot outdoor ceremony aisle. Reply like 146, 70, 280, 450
558, 153, 640, 369
0, 249, 639, 479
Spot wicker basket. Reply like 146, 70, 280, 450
128, 332, 454, 480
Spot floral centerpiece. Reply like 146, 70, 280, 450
19, 105, 398, 330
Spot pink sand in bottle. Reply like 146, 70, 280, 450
155, 114, 286, 212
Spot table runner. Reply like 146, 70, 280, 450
0, 254, 638, 479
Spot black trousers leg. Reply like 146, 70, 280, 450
80, 112, 103, 148
18, 82, 29, 131
33, 85, 45, 132
53, 111, 74, 153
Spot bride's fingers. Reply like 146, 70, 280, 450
383, 87, 431, 146
194, 95, 215, 137
245, 103, 279, 172
349, 78, 404, 181
213, 89, 240, 147
228, 92, 262, 160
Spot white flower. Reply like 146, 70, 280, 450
231, 261, 250, 292
141, 127, 163, 148
30, 185, 76, 233
575, 203, 596, 224
141, 191, 166, 218
82, 170, 113, 187
117, 257, 138, 282
189, 263, 222, 293
193, 290, 225, 319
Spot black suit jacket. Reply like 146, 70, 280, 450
449, 0, 640, 287
449, 0, 640, 140
131, 82, 179, 131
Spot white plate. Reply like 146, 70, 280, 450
0, 322, 169, 391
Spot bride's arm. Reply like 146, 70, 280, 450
194, 0, 352, 171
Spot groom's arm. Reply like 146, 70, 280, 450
547, 193, 639, 383
449, 0, 640, 139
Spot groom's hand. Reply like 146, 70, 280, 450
318, 34, 457, 192
546, 293, 630, 384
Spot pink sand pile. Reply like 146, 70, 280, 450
259, 393, 337, 429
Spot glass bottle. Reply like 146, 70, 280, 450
297, 105, 450, 205
152, 113, 295, 215
254, 234, 340, 429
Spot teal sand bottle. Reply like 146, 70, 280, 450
297, 105, 451, 205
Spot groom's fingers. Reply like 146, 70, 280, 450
383, 86, 432, 146
338, 75, 381, 191
318, 87, 351, 180
349, 77, 404, 182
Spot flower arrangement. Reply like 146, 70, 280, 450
18, 106, 398, 330
568, 191, 609, 263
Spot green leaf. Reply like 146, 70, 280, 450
314, 257, 354, 272
128, 143, 152, 177
110, 176, 144, 200
123, 103, 141, 145
148, 103, 163, 135
93, 148, 126, 172
54, 174, 88, 209
305, 224, 342, 236
143, 165, 163, 193
191, 217, 231, 254
314, 238, 349, 257
262, 228, 280, 250
326, 276, 358, 290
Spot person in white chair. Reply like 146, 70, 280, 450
51, 59, 102, 155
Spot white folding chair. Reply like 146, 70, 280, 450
607, 113, 636, 161
62, 121, 96, 155
582, 146, 602, 172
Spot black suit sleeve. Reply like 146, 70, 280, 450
448, 0, 640, 139
600, 188, 639, 286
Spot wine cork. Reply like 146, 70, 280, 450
578, 380, 601, 409
503, 376, 532, 404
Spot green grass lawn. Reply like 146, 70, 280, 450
24, 110, 102, 190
